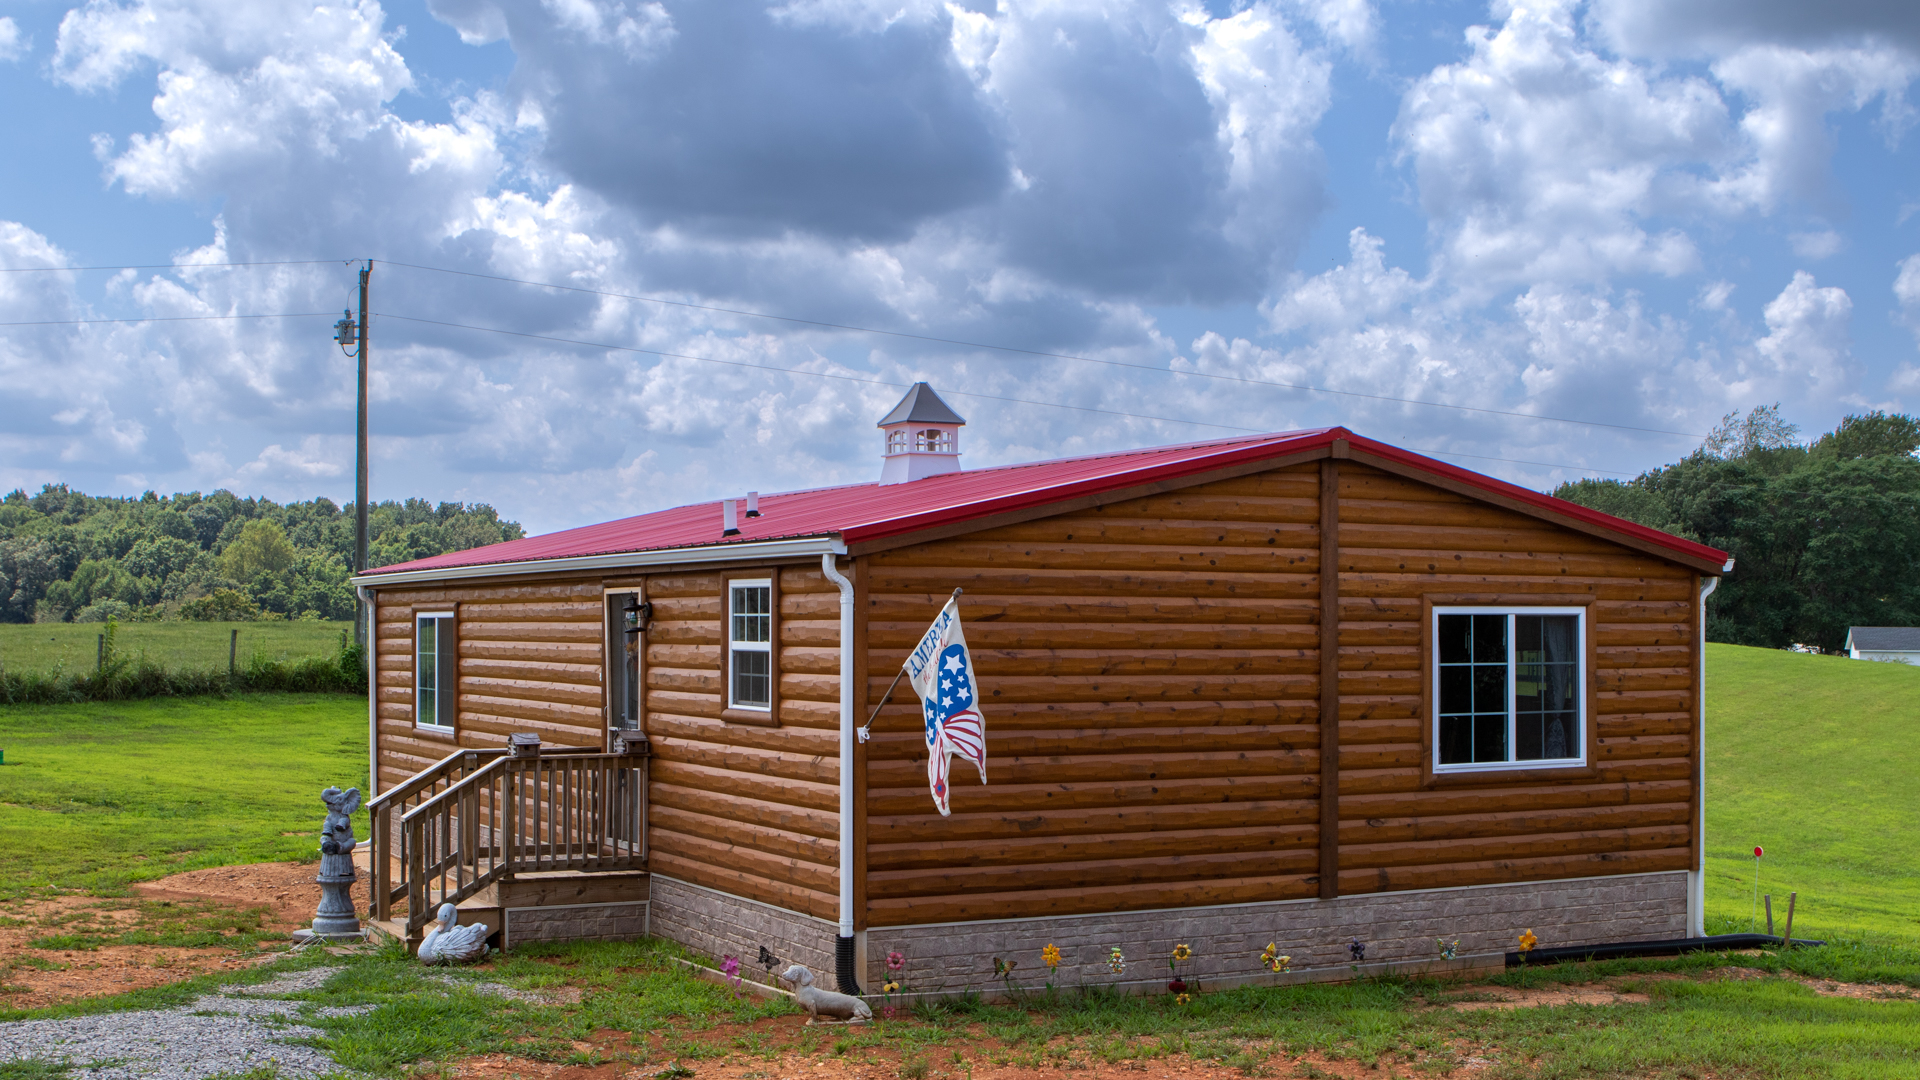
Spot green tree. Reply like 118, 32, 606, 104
218, 520, 297, 582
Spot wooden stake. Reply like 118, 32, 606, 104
230, 628, 239, 676
1764, 894, 1773, 937
1782, 891, 1797, 948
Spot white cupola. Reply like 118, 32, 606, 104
877, 382, 966, 485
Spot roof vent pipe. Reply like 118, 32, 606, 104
722, 499, 739, 537
745, 491, 760, 518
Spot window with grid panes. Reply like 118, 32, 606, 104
728, 580, 773, 710
1433, 607, 1583, 771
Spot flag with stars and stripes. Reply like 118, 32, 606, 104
905, 596, 987, 816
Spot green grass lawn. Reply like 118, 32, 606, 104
2, 651, 1920, 1077
0, 694, 367, 897
1704, 643, 1920, 945
0, 621, 353, 677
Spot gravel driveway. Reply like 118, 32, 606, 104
0, 968, 369, 1079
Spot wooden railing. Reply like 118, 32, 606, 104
368, 743, 649, 937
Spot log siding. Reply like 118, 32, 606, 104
1332, 463, 1695, 896
643, 565, 841, 921
862, 464, 1327, 926
859, 460, 1697, 926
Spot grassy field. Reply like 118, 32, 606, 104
0, 621, 353, 677
1703, 643, 1920, 944
2, 647, 1919, 1077
0, 695, 367, 898
0, 643, 1914, 939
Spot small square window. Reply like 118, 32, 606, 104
1433, 607, 1584, 772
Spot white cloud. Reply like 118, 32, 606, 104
1393, 0, 1722, 290
1707, 44, 1918, 214
1748, 271, 1855, 402
0, 17, 27, 62
1896, 254, 1920, 350
1789, 230, 1845, 259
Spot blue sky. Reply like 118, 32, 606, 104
2, 0, 1919, 533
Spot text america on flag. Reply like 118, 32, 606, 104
904, 596, 987, 816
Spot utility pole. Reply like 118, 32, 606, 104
356, 261, 371, 642
335, 261, 372, 647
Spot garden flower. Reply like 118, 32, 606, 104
1518, 929, 1538, 953
1176, 993, 1191, 1005
887, 951, 906, 971
1042, 944, 1061, 970
1171, 943, 1192, 962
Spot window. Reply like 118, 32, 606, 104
607, 592, 644, 731
915, 428, 950, 452
887, 429, 908, 454
728, 579, 773, 711
415, 612, 456, 730
1433, 607, 1584, 772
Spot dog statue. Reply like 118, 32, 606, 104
777, 964, 872, 1024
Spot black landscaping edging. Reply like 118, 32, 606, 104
1506, 933, 1825, 967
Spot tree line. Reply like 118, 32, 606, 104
0, 486, 523, 624
1555, 407, 1920, 653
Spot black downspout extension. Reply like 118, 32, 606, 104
1507, 933, 1823, 967
836, 934, 862, 995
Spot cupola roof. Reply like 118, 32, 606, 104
877, 382, 966, 427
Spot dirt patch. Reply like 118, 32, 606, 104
442, 1048, 1402, 1080
439, 1014, 1440, 1080
132, 858, 366, 929
1437, 979, 1651, 1010
2, 860, 369, 1009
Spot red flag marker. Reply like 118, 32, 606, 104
1755, 846, 1764, 858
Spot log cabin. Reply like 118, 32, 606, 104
352, 384, 1731, 994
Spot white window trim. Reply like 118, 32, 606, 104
727, 578, 774, 712
605, 588, 644, 732
415, 611, 456, 731
1431, 605, 1587, 774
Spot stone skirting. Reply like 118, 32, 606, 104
647, 877, 840, 990
504, 901, 649, 948
866, 872, 1689, 994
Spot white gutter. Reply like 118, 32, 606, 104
1687, 560, 1728, 937
349, 536, 847, 588
819, 553, 857, 941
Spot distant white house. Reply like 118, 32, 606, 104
1845, 626, 1920, 663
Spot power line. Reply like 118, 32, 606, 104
375, 311, 1256, 433
383, 259, 1709, 440
0, 260, 354, 273
0, 312, 336, 327
374, 310, 1633, 478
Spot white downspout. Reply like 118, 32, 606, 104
358, 585, 378, 797
1688, 567, 1725, 937
820, 552, 861, 991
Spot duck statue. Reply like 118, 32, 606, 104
417, 903, 491, 965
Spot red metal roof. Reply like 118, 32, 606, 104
361, 427, 1730, 578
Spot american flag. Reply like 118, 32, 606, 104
905, 596, 987, 816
